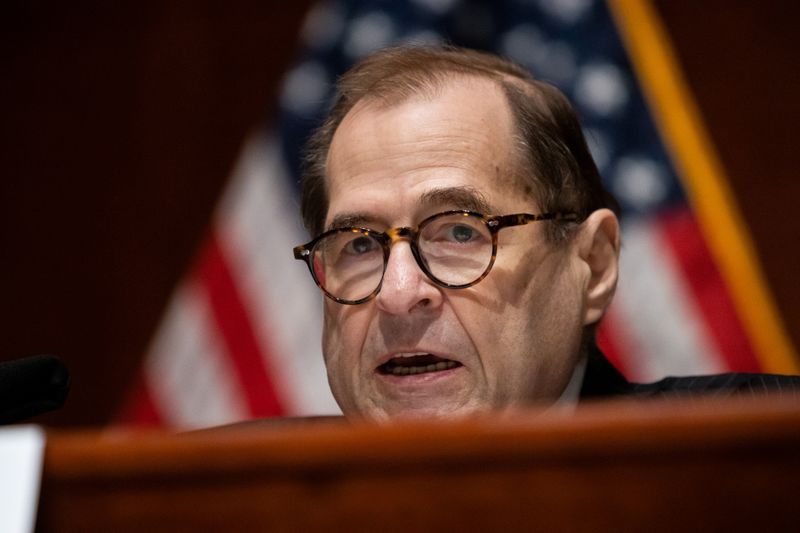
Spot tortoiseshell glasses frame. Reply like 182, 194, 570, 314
293, 209, 579, 305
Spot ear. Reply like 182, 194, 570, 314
575, 209, 620, 326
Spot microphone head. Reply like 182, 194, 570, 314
0, 355, 70, 425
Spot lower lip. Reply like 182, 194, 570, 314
376, 365, 464, 385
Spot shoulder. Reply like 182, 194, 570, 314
630, 373, 800, 398
579, 344, 800, 400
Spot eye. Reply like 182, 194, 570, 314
422, 215, 490, 247
343, 235, 379, 255
448, 224, 476, 243
436, 222, 485, 244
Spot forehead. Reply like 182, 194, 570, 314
325, 77, 533, 228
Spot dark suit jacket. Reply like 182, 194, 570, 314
580, 344, 800, 400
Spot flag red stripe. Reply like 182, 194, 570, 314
195, 233, 285, 416
658, 207, 761, 372
596, 310, 631, 377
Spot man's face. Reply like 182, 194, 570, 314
321, 77, 593, 421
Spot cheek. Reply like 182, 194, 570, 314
519, 262, 584, 347
322, 302, 371, 369
463, 252, 584, 378
523, 265, 586, 367
322, 306, 353, 400
322, 303, 378, 415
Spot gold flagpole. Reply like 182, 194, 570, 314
607, 0, 799, 373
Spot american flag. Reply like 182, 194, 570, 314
120, 0, 798, 428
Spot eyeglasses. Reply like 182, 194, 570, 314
293, 209, 579, 305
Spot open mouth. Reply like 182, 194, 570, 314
378, 354, 462, 376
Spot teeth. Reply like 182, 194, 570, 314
390, 360, 458, 376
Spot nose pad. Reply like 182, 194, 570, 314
375, 237, 442, 314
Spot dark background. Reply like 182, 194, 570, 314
2, 1, 798, 426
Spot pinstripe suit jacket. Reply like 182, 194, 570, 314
580, 344, 800, 399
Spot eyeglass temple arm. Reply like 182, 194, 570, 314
293, 245, 310, 260
489, 212, 580, 230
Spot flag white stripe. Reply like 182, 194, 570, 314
144, 281, 249, 428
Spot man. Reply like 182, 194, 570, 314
293, 46, 798, 421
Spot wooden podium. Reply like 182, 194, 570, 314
37, 397, 799, 532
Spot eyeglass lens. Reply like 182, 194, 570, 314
311, 213, 494, 302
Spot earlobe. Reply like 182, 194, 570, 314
577, 209, 620, 326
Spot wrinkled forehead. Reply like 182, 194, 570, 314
326, 76, 533, 205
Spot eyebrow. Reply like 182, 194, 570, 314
328, 212, 376, 230
418, 186, 493, 213
327, 186, 495, 231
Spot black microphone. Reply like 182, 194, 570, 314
0, 355, 70, 425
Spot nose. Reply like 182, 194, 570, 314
375, 239, 443, 315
